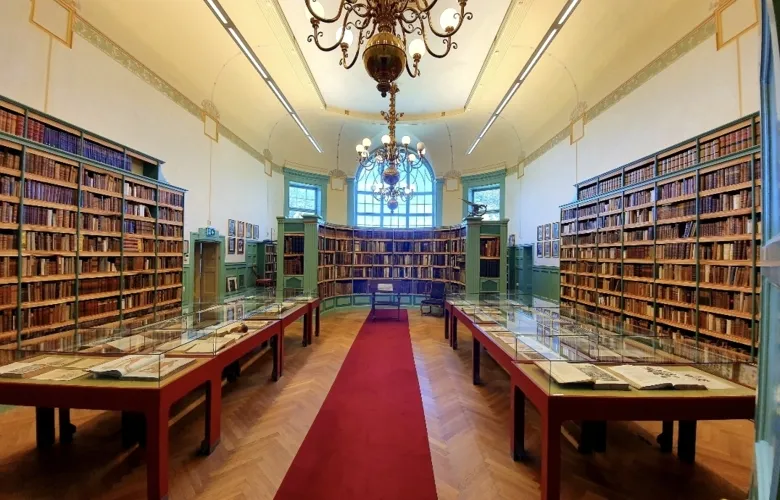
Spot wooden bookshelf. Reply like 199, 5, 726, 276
560, 113, 761, 361
316, 223, 467, 300
0, 95, 185, 360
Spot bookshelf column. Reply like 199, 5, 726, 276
275, 217, 285, 299
302, 215, 319, 294
464, 216, 482, 299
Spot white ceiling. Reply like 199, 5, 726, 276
74, 0, 717, 175
279, 0, 512, 115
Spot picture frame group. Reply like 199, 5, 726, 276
537, 221, 560, 259
227, 219, 260, 256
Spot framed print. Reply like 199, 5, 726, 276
536, 242, 543, 258
254, 225, 260, 240
238, 221, 245, 238
544, 223, 552, 240
508, 234, 516, 246
238, 238, 245, 255
228, 219, 236, 237
228, 237, 236, 255
183, 240, 189, 255
537, 225, 543, 241
227, 277, 238, 293
552, 240, 560, 258
544, 241, 551, 258
552, 222, 560, 239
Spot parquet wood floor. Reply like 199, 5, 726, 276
0, 309, 753, 499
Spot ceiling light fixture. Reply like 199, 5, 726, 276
304, 0, 473, 97
203, 0, 322, 153
466, 0, 581, 155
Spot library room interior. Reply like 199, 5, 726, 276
0, 0, 778, 499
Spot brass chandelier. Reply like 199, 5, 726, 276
355, 84, 426, 212
305, 0, 473, 96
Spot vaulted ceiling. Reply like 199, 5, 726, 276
76, 0, 717, 175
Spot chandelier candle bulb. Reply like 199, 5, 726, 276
409, 39, 425, 59
382, 134, 391, 145
440, 8, 459, 31
402, 136, 411, 146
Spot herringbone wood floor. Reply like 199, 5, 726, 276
0, 310, 753, 499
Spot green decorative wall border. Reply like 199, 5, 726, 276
73, 16, 272, 167
283, 167, 329, 218
461, 170, 507, 219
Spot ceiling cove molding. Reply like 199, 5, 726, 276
520, 15, 717, 169
72, 15, 271, 167
324, 106, 465, 122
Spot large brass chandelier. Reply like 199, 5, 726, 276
305, 0, 473, 96
355, 84, 426, 212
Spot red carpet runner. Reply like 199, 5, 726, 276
274, 309, 437, 500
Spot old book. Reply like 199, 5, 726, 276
0, 362, 51, 379
606, 365, 707, 390
535, 362, 630, 390
67, 357, 112, 369
121, 358, 195, 381
103, 334, 155, 353
575, 364, 630, 390
535, 361, 593, 385
244, 320, 270, 330
34, 356, 79, 368
675, 370, 734, 390
32, 368, 87, 382
88, 355, 160, 378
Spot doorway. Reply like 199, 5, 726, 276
194, 241, 220, 305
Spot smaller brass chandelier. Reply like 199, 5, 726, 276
305, 0, 473, 96
355, 84, 426, 212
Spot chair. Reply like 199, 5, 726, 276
420, 282, 446, 317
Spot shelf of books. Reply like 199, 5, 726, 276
262, 241, 277, 283
560, 113, 761, 362
315, 222, 467, 310
0, 96, 185, 362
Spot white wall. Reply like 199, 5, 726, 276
511, 26, 760, 267
0, 2, 282, 263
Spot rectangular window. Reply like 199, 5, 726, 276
470, 186, 500, 221
288, 183, 320, 218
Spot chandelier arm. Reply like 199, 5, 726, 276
422, 2, 473, 39
341, 31, 364, 69
412, 0, 440, 14
305, 0, 349, 24
349, 2, 373, 19
418, 20, 455, 58
308, 12, 356, 52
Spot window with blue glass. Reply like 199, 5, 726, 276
288, 183, 320, 218
355, 153, 435, 228
470, 185, 501, 221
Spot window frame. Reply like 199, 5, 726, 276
287, 182, 321, 219
469, 184, 501, 221
354, 151, 436, 228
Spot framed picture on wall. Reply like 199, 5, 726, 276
544, 223, 552, 240
228, 238, 236, 254
238, 238, 245, 255
183, 240, 189, 255
508, 234, 516, 246
537, 226, 543, 241
253, 225, 260, 240
544, 241, 551, 258
552, 222, 560, 239
227, 277, 238, 293
228, 219, 236, 237
552, 240, 559, 258
536, 242, 543, 258
238, 221, 245, 238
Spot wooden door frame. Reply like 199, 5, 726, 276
183, 228, 226, 307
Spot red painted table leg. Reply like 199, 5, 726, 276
59, 408, 75, 444
145, 404, 170, 500
200, 375, 222, 455
307, 310, 313, 344
444, 309, 450, 340
541, 416, 562, 500
271, 334, 280, 382
510, 386, 527, 461
451, 316, 458, 350
302, 314, 309, 347
472, 337, 481, 385
35, 407, 55, 449
315, 306, 320, 337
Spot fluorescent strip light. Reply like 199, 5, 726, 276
206, 0, 228, 24
558, 0, 580, 25
467, 137, 481, 155
268, 81, 292, 113
520, 28, 558, 81
496, 82, 520, 115
307, 135, 323, 153
291, 113, 308, 134
228, 27, 268, 79
480, 115, 498, 138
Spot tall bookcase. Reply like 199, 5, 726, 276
274, 218, 507, 312
0, 96, 185, 361
560, 113, 761, 362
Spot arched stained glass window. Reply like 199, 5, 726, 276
355, 149, 435, 228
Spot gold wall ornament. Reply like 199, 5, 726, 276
305, 0, 473, 94
201, 99, 221, 142
329, 169, 347, 191
30, 0, 75, 48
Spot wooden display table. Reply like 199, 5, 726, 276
445, 301, 756, 500
0, 298, 320, 500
